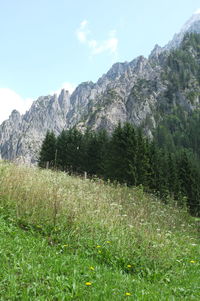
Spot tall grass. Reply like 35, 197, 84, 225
0, 160, 198, 276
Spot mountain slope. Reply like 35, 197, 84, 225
0, 161, 199, 300
1, 13, 200, 163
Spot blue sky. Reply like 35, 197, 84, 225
0, 0, 200, 123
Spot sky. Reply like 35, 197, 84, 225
0, 0, 200, 123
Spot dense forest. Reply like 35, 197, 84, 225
39, 121, 200, 216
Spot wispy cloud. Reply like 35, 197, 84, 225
0, 88, 33, 124
76, 19, 90, 43
76, 20, 118, 57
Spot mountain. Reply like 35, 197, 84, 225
1, 12, 200, 163
0, 91, 70, 163
165, 11, 200, 50
149, 11, 200, 55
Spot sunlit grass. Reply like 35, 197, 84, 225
0, 160, 199, 300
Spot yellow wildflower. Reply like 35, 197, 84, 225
85, 282, 92, 286
127, 265, 132, 268
106, 241, 111, 244
63, 244, 68, 247
98, 250, 102, 254
90, 266, 95, 271
190, 260, 196, 263
125, 292, 131, 296
96, 245, 101, 248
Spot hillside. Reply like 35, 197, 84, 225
0, 161, 199, 300
1, 13, 200, 163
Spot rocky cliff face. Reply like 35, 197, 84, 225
1, 12, 200, 163
0, 91, 70, 163
165, 12, 200, 51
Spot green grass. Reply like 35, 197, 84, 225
0, 161, 199, 300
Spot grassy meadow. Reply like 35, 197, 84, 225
0, 160, 199, 300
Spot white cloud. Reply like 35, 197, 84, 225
90, 36, 118, 55
76, 19, 89, 43
51, 82, 76, 96
76, 20, 118, 57
0, 83, 76, 124
0, 88, 33, 124
194, 8, 200, 14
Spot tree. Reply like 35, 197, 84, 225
82, 128, 109, 177
177, 151, 200, 215
38, 131, 57, 168
135, 128, 150, 186
56, 130, 69, 171
105, 122, 138, 185
57, 128, 83, 173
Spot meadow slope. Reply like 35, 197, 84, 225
0, 161, 199, 300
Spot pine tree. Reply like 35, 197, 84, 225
166, 152, 180, 200
177, 151, 199, 214
95, 129, 109, 177
38, 131, 57, 168
56, 130, 69, 171
57, 128, 83, 173
147, 142, 159, 191
106, 122, 137, 185
135, 128, 149, 186
83, 129, 109, 176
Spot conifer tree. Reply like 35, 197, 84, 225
166, 152, 180, 200
38, 131, 57, 168
106, 122, 137, 185
56, 130, 69, 171
177, 151, 200, 215
135, 128, 149, 186
57, 128, 83, 173
147, 142, 159, 191
82, 129, 109, 176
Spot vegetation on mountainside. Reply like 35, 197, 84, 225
154, 108, 200, 158
0, 161, 199, 300
39, 122, 200, 216
162, 33, 200, 98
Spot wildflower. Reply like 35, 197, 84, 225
98, 250, 102, 254
90, 266, 95, 271
96, 245, 101, 248
190, 260, 196, 263
106, 241, 111, 244
127, 265, 132, 268
85, 282, 92, 286
63, 244, 68, 247
125, 292, 131, 296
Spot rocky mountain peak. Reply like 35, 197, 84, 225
181, 11, 200, 33
165, 11, 200, 51
10, 109, 21, 121
149, 44, 163, 61
105, 62, 129, 80
58, 89, 70, 110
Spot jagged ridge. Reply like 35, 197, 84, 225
1, 12, 200, 163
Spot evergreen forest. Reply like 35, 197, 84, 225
39, 121, 200, 216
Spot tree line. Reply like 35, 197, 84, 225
39, 123, 200, 216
